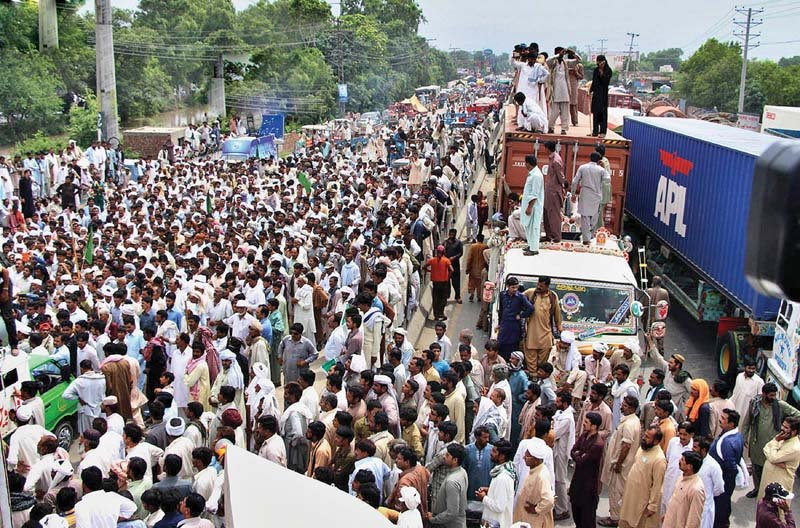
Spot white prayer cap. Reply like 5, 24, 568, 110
374, 374, 392, 386
249, 319, 263, 333
102, 396, 118, 406
195, 275, 207, 284
220, 350, 236, 361
235, 300, 249, 308
15, 405, 33, 422
393, 328, 407, 336
64, 285, 80, 294
121, 305, 136, 317
526, 438, 549, 460
349, 354, 367, 373
399, 486, 421, 510
16, 322, 31, 335
623, 340, 641, 356
592, 342, 608, 354
31, 279, 43, 286
60, 274, 71, 281
166, 417, 186, 437
100, 285, 115, 297
559, 330, 575, 344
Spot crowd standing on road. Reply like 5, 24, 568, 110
1, 48, 799, 528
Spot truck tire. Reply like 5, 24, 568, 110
54, 418, 75, 451
716, 331, 740, 385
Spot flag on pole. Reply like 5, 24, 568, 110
206, 192, 213, 215
297, 171, 312, 194
83, 226, 94, 266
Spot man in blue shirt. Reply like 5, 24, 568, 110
710, 408, 744, 528
463, 425, 494, 499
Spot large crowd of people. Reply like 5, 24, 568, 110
1, 50, 799, 528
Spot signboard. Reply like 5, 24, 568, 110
590, 51, 639, 71
337, 84, 348, 104
736, 113, 760, 132
258, 114, 285, 139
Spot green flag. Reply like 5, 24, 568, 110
83, 226, 94, 266
297, 171, 312, 194
206, 192, 213, 215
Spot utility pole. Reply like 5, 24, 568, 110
624, 32, 639, 82
209, 54, 226, 119
38, 0, 59, 51
95, 0, 119, 140
734, 6, 763, 113
598, 38, 607, 55
336, 16, 345, 118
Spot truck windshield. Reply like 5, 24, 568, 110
517, 278, 636, 335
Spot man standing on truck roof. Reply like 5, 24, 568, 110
566, 49, 584, 127
547, 47, 572, 135
543, 141, 566, 243
571, 152, 605, 245
520, 155, 544, 256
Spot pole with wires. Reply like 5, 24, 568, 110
95, 0, 119, 141
210, 53, 226, 119
336, 16, 345, 117
735, 6, 763, 114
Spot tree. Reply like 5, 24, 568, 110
67, 95, 101, 147
778, 56, 800, 68
675, 39, 741, 111
639, 48, 684, 71
0, 49, 64, 139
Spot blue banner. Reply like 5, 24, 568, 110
258, 114, 285, 139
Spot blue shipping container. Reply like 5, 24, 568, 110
622, 117, 788, 320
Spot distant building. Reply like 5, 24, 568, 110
659, 65, 674, 73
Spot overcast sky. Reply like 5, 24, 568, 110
94, 0, 800, 60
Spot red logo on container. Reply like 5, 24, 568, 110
659, 150, 694, 176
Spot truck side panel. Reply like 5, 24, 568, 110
622, 116, 782, 320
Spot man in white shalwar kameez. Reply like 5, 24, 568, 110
514, 92, 547, 133
694, 437, 724, 528
553, 392, 575, 519
519, 156, 544, 256
292, 276, 316, 344
62, 361, 107, 434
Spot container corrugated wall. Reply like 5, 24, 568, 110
622, 117, 781, 320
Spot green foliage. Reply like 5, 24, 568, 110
638, 48, 683, 72
0, 49, 65, 140
675, 39, 742, 112
14, 132, 66, 158
67, 95, 100, 147
676, 39, 800, 114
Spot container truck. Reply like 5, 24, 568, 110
622, 116, 799, 399
497, 104, 631, 235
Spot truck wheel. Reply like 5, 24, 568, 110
54, 419, 75, 451
755, 353, 768, 378
716, 331, 740, 384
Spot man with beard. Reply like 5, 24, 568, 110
570, 412, 606, 528
618, 426, 667, 528
599, 395, 641, 527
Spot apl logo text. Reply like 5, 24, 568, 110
654, 150, 693, 237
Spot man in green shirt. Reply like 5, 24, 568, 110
741, 382, 800, 498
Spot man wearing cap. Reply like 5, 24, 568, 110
513, 440, 555, 526
6, 405, 52, 476
585, 343, 612, 385
645, 333, 693, 419
161, 417, 196, 480
374, 374, 401, 435
388, 327, 414, 369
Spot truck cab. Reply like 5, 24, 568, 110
766, 300, 800, 403
491, 238, 645, 356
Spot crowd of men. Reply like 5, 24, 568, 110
0, 80, 502, 528
1, 53, 799, 528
